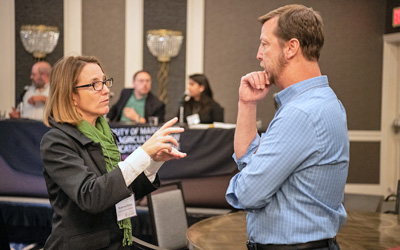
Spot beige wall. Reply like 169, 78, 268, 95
0, 0, 15, 116
204, 0, 384, 130
0, 0, 392, 190
203, 0, 385, 186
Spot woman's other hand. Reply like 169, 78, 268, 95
141, 117, 186, 161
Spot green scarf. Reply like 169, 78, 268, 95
77, 116, 133, 246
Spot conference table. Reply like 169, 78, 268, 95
186, 210, 400, 250
0, 119, 238, 243
0, 119, 237, 197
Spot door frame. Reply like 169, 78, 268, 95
345, 33, 400, 196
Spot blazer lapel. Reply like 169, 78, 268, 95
87, 142, 108, 175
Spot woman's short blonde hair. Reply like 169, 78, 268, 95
43, 56, 104, 127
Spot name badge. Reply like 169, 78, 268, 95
187, 113, 200, 125
115, 194, 137, 221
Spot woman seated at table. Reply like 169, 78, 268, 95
40, 55, 186, 250
179, 74, 224, 124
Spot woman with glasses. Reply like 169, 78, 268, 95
40, 56, 186, 250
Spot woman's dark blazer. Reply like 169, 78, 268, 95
40, 119, 159, 250
107, 89, 165, 123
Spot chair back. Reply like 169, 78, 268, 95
147, 181, 188, 250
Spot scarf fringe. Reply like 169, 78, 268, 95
119, 218, 133, 246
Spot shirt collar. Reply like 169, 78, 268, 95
34, 82, 50, 92
49, 119, 93, 146
132, 89, 148, 101
275, 75, 329, 108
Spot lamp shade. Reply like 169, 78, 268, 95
146, 29, 183, 62
20, 25, 60, 59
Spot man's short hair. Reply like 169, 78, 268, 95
258, 4, 324, 61
133, 70, 151, 81
35, 61, 52, 76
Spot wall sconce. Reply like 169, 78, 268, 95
146, 29, 183, 104
20, 25, 60, 61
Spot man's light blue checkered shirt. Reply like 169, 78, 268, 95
226, 76, 349, 245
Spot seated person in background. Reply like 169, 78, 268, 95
179, 74, 224, 124
107, 70, 165, 123
9, 61, 52, 120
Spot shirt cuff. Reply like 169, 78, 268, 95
233, 134, 260, 171
118, 147, 152, 186
144, 159, 164, 183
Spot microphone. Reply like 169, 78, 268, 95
178, 92, 188, 125
179, 92, 190, 105
17, 85, 30, 104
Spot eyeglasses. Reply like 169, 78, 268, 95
75, 78, 113, 91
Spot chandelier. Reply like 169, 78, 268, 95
20, 25, 60, 60
146, 29, 183, 104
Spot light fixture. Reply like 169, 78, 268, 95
20, 25, 60, 61
146, 29, 183, 104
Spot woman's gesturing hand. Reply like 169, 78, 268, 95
141, 117, 187, 161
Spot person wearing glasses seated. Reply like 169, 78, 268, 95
107, 70, 165, 124
9, 61, 52, 120
179, 73, 224, 124
40, 55, 186, 250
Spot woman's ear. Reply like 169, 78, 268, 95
72, 94, 78, 107
200, 86, 205, 93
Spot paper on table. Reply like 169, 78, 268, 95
213, 122, 236, 129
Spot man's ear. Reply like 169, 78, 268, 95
285, 38, 300, 60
